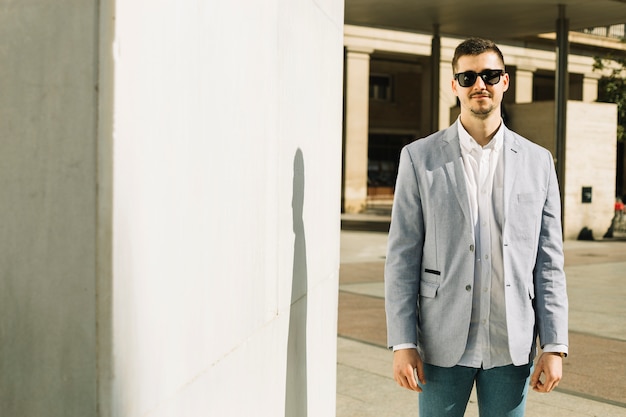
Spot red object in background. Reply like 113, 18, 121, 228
616, 200, 625, 211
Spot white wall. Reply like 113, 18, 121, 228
105, 1, 344, 416
1, 0, 343, 416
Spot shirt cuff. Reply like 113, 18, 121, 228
542, 343, 568, 357
393, 343, 417, 352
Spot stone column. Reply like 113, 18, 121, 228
582, 73, 601, 103
440, 59, 456, 129
344, 47, 373, 213
515, 66, 536, 104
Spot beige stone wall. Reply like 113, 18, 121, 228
564, 101, 617, 239
508, 101, 617, 240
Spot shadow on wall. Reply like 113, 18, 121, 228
285, 148, 308, 416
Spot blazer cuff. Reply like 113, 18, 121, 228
542, 343, 568, 357
393, 343, 418, 352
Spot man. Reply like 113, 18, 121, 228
385, 38, 568, 417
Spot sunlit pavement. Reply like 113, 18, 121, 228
337, 226, 626, 417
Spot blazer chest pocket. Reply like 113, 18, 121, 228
420, 281, 439, 298
517, 191, 545, 211
518, 192, 541, 203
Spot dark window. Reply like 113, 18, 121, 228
370, 74, 394, 102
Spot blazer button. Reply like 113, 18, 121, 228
469, 244, 474, 252
465, 285, 472, 291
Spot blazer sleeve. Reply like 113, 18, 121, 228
533, 151, 569, 349
385, 146, 424, 348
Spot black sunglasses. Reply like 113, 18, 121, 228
454, 69, 504, 87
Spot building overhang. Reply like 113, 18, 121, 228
345, 0, 626, 40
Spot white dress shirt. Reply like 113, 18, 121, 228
457, 119, 510, 369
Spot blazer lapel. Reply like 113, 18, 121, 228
503, 128, 521, 222
441, 123, 472, 227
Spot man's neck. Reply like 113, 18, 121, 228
459, 112, 502, 147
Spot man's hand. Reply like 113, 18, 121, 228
393, 348, 426, 392
530, 352, 563, 393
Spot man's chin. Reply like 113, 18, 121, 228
469, 107, 494, 119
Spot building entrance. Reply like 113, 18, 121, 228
367, 133, 414, 201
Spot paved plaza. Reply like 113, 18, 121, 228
337, 218, 626, 417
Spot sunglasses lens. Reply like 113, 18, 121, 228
483, 70, 502, 85
457, 72, 477, 87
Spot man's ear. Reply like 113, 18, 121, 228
501, 73, 510, 93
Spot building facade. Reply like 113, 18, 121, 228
342, 24, 625, 238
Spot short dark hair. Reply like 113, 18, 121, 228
452, 38, 505, 73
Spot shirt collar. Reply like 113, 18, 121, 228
457, 117, 504, 154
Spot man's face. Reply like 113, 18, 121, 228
452, 52, 509, 120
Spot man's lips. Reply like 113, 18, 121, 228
470, 92, 491, 99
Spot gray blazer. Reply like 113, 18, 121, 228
385, 121, 568, 367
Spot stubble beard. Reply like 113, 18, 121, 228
468, 92, 497, 120
469, 104, 496, 120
